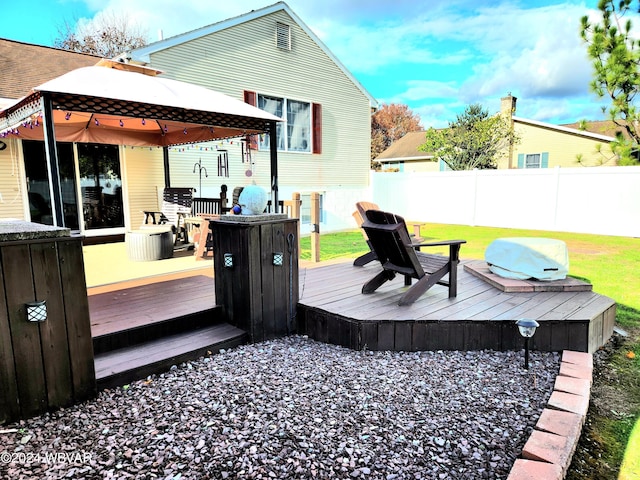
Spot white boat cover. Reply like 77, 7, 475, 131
485, 237, 569, 281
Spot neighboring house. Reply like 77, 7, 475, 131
0, 2, 376, 237
374, 131, 437, 172
375, 95, 619, 171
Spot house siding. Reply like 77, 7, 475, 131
0, 139, 27, 220
121, 146, 165, 227
143, 9, 371, 192
507, 122, 617, 169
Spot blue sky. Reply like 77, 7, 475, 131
0, 0, 618, 128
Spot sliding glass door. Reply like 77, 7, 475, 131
23, 140, 124, 233
77, 143, 124, 230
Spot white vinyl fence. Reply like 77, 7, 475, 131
370, 166, 640, 238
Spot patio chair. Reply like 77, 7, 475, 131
352, 201, 424, 266
361, 209, 466, 305
352, 201, 381, 266
143, 187, 194, 245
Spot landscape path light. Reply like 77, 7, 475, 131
515, 318, 539, 369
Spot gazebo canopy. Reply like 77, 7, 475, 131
0, 60, 281, 146
0, 60, 282, 226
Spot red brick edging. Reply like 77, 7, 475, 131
507, 350, 593, 480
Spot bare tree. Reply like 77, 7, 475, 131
54, 10, 149, 58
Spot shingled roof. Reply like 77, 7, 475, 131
375, 131, 433, 162
560, 119, 629, 139
0, 38, 99, 102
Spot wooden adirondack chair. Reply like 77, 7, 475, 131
352, 201, 381, 266
361, 209, 466, 305
353, 201, 424, 267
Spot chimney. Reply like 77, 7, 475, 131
501, 93, 517, 169
501, 93, 517, 117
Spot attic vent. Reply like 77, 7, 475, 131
276, 22, 291, 50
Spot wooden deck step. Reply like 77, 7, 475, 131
92, 306, 223, 354
94, 323, 247, 390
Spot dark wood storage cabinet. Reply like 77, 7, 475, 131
0, 222, 96, 424
212, 215, 299, 342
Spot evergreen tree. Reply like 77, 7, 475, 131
581, 0, 640, 165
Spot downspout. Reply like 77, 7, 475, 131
41, 94, 65, 227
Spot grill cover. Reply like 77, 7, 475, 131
485, 237, 569, 281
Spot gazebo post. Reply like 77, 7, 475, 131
41, 94, 65, 227
163, 147, 171, 188
269, 121, 279, 208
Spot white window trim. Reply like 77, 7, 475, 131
257, 93, 312, 153
524, 153, 543, 169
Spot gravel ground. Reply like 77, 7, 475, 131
1, 336, 560, 480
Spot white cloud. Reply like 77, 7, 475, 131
70, 0, 618, 123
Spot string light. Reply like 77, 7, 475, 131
95, 118, 100, 126
183, 128, 188, 135
65, 112, 71, 120
119, 119, 124, 127
141, 118, 146, 126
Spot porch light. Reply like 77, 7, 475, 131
515, 318, 539, 369
224, 253, 234, 269
26, 301, 47, 322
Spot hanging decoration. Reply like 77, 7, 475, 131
241, 136, 255, 177
217, 150, 229, 177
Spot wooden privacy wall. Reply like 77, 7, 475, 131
0, 236, 96, 424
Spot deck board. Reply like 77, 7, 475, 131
87, 258, 616, 355
297, 259, 616, 353
89, 274, 216, 338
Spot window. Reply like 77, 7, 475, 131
276, 22, 291, 50
518, 152, 549, 169
525, 154, 541, 168
258, 94, 311, 152
245, 91, 322, 153
300, 193, 324, 224
258, 95, 285, 150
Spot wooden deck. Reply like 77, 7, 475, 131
86, 257, 616, 389
296, 259, 616, 354
88, 269, 247, 389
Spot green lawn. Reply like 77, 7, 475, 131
300, 223, 640, 479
